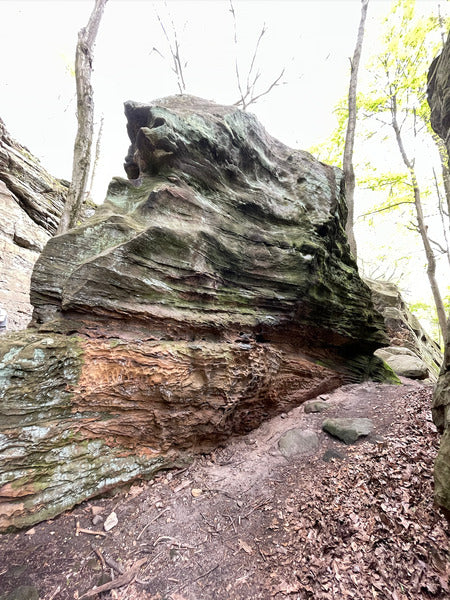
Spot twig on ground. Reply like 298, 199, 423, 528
91, 545, 106, 570
242, 497, 270, 519
46, 586, 61, 600
255, 541, 267, 562
136, 507, 170, 540
78, 557, 147, 599
171, 563, 220, 593
153, 535, 177, 547
203, 485, 238, 501
223, 513, 238, 533
75, 520, 107, 537
103, 554, 123, 574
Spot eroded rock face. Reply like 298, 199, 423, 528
0, 119, 66, 330
366, 278, 442, 381
0, 96, 393, 531
428, 44, 450, 516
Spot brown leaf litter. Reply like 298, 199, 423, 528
0, 378, 448, 600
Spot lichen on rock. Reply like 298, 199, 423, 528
0, 96, 393, 531
0, 119, 67, 330
366, 278, 442, 380
427, 41, 450, 517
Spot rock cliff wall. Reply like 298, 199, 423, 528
427, 42, 450, 517
0, 96, 394, 531
0, 119, 66, 330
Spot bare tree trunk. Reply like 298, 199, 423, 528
391, 95, 448, 339
57, 0, 108, 234
86, 115, 104, 201
343, 0, 369, 259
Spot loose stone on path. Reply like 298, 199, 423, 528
322, 417, 373, 444
278, 428, 319, 458
303, 400, 330, 413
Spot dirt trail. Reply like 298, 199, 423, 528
0, 379, 448, 600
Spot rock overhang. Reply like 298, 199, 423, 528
0, 95, 397, 531
31, 95, 388, 356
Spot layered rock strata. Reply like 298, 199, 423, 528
0, 119, 66, 330
0, 96, 393, 531
428, 44, 450, 516
366, 278, 442, 380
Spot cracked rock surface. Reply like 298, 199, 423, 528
1, 96, 394, 531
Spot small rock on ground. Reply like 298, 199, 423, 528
278, 428, 319, 458
322, 417, 373, 444
304, 400, 330, 414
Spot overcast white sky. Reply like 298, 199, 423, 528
0, 0, 448, 326
1, 0, 398, 190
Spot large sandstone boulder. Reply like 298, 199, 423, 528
0, 96, 394, 532
0, 119, 66, 330
366, 278, 442, 380
374, 347, 429, 380
428, 42, 450, 516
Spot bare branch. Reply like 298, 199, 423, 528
229, 1, 246, 108
429, 238, 448, 255
155, 4, 187, 95
246, 24, 266, 95
357, 200, 414, 219
244, 68, 285, 107
230, 1, 285, 110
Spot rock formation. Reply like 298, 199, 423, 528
0, 119, 67, 330
0, 96, 394, 532
427, 44, 450, 517
366, 278, 442, 380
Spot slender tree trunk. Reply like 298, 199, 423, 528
343, 0, 369, 259
57, 0, 108, 234
391, 95, 448, 339
87, 115, 104, 201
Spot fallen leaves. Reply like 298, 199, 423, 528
2, 384, 448, 600
238, 538, 253, 555
250, 386, 450, 599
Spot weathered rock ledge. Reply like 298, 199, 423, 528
0, 96, 394, 532
366, 278, 442, 381
0, 119, 67, 330
428, 43, 450, 517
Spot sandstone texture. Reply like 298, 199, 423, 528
322, 417, 373, 444
0, 96, 394, 531
366, 278, 442, 380
0, 119, 66, 330
278, 428, 319, 458
428, 42, 450, 516
375, 346, 429, 379
303, 399, 330, 413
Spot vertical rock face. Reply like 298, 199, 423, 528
0, 119, 66, 330
0, 96, 393, 531
427, 44, 450, 516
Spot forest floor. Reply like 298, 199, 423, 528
0, 378, 449, 600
